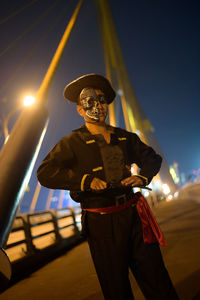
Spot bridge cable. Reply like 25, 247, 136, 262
0, 0, 41, 25
0, 0, 61, 58
0, 0, 73, 95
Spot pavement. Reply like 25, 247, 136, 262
0, 190, 200, 300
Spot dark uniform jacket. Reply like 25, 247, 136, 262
37, 125, 162, 203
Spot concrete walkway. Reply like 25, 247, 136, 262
1, 196, 200, 300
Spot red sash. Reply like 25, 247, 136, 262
83, 191, 168, 246
135, 192, 168, 246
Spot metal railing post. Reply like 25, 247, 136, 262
70, 208, 79, 234
50, 211, 62, 242
22, 215, 37, 254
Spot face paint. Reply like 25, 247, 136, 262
80, 87, 106, 121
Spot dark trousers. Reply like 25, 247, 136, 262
85, 205, 179, 300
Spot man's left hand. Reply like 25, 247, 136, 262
121, 176, 144, 187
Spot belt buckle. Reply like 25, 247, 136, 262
115, 194, 126, 206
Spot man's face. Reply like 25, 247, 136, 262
79, 88, 108, 122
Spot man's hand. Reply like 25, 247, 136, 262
90, 177, 107, 190
121, 176, 144, 187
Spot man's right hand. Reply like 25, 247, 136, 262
90, 177, 107, 190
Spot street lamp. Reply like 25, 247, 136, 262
23, 95, 35, 107
1, 95, 35, 143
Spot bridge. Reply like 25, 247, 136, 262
1, 187, 200, 300
0, 0, 199, 299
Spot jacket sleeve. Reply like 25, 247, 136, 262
37, 136, 89, 191
128, 132, 162, 184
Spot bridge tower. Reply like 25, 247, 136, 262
96, 0, 176, 194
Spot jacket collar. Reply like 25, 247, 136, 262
73, 124, 119, 144
74, 125, 128, 146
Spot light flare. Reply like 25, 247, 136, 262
23, 95, 35, 107
162, 183, 170, 195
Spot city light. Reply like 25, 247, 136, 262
166, 194, 173, 201
23, 95, 35, 107
144, 191, 149, 197
162, 183, 170, 195
174, 191, 179, 198
152, 179, 162, 191
169, 165, 180, 184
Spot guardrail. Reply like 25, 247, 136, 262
5, 206, 82, 263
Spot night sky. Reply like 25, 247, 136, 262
0, 0, 199, 211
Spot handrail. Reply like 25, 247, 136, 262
5, 206, 82, 262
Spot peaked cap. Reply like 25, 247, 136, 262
63, 73, 116, 104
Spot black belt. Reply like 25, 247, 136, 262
81, 191, 135, 209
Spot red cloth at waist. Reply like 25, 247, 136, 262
83, 191, 167, 246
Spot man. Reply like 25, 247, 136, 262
37, 74, 179, 300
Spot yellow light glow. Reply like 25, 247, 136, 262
4, 135, 10, 144
169, 166, 180, 184
174, 191, 179, 198
152, 179, 162, 190
23, 95, 35, 107
166, 194, 173, 201
162, 183, 170, 195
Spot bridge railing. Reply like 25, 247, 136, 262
5, 206, 82, 263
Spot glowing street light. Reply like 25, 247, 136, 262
23, 95, 35, 107
174, 191, 179, 198
162, 183, 170, 195
1, 95, 36, 143
166, 194, 173, 201
144, 190, 150, 198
